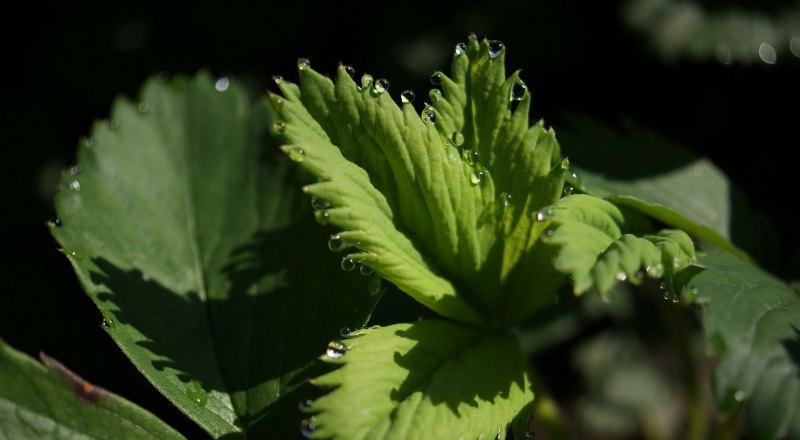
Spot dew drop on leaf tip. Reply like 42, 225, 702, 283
297, 398, 313, 412
400, 90, 416, 104
454, 42, 466, 56
107, 119, 119, 130
488, 40, 504, 59
69, 180, 81, 191
137, 100, 150, 113
286, 147, 305, 162
510, 78, 527, 102
343, 65, 356, 79
423, 107, 436, 125
185, 380, 208, 407
311, 196, 331, 211
361, 74, 374, 89
500, 192, 512, 206
69, 164, 81, 175
300, 418, 317, 438
359, 264, 373, 276
341, 257, 356, 272
272, 75, 283, 84
372, 78, 389, 96
297, 57, 311, 70
430, 72, 442, 86
429, 89, 442, 102
272, 121, 286, 135
328, 234, 349, 252
49, 217, 62, 228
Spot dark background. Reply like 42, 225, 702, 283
2, 0, 798, 437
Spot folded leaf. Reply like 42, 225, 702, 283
303, 320, 534, 439
688, 254, 800, 439
540, 194, 696, 296
51, 75, 380, 438
0, 337, 183, 439
272, 36, 566, 324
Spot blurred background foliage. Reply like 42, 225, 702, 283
2, 0, 797, 437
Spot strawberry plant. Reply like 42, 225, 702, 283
2, 35, 798, 439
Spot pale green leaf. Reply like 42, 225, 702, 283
0, 337, 183, 439
303, 320, 534, 440
688, 254, 800, 439
51, 75, 380, 438
540, 194, 696, 295
272, 36, 566, 325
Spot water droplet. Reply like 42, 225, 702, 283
272, 75, 283, 84
272, 121, 286, 135
270, 95, 284, 110
400, 90, 416, 104
49, 216, 62, 228
361, 74, 374, 89
647, 263, 665, 278
635, 271, 645, 281
430, 72, 442, 86
561, 185, 574, 197
470, 169, 484, 185
185, 380, 207, 407
535, 208, 553, 222
524, 431, 536, 439
84, 136, 96, 147
297, 58, 311, 70
341, 258, 356, 272
69, 164, 82, 175
672, 293, 680, 304
429, 89, 442, 102
286, 146, 305, 162
326, 342, 347, 359
467, 32, 478, 42
300, 418, 317, 438
423, 106, 436, 125
315, 210, 330, 225
214, 76, 230, 92
672, 256, 683, 268
372, 78, 389, 96
339, 327, 353, 337
450, 131, 464, 147
463, 149, 479, 165
137, 100, 150, 113
69, 180, 81, 191
488, 40, 504, 59
344, 65, 356, 79
616, 271, 628, 281
560, 158, 570, 170
328, 234, 349, 252
101, 318, 113, 329
298, 398, 313, 412
758, 42, 776, 64
359, 264, 373, 276
311, 197, 331, 211
107, 119, 120, 130
455, 42, 466, 56
734, 390, 746, 402
510, 78, 527, 102
500, 192, 512, 206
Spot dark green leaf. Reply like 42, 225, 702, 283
689, 254, 800, 439
51, 75, 380, 438
0, 337, 183, 439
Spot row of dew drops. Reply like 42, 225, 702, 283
274, 39, 528, 190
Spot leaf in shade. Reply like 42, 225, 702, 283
688, 254, 800, 439
0, 337, 184, 439
51, 75, 380, 438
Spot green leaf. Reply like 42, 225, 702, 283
0, 337, 183, 439
688, 254, 800, 439
540, 194, 696, 296
303, 320, 534, 440
272, 36, 565, 325
51, 75, 380, 438
558, 117, 759, 262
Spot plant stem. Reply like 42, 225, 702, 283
660, 301, 708, 440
